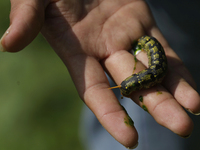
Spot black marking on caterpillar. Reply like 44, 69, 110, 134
110, 36, 168, 97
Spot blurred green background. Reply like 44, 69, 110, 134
0, 1, 84, 150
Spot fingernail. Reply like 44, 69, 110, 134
0, 40, 6, 52
0, 25, 11, 52
179, 134, 191, 139
186, 109, 200, 116
194, 112, 200, 115
126, 142, 138, 149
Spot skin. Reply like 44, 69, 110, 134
1, 0, 200, 148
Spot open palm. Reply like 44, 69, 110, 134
2, 0, 200, 148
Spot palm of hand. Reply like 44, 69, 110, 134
42, 0, 150, 57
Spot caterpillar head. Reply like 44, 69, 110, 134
120, 79, 137, 97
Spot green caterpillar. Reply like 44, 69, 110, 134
110, 36, 168, 97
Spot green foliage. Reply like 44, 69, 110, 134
0, 1, 84, 150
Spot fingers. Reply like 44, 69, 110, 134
135, 49, 200, 115
104, 50, 194, 137
162, 68, 200, 115
0, 0, 47, 52
150, 27, 197, 89
61, 53, 138, 148
149, 27, 200, 114
130, 85, 194, 137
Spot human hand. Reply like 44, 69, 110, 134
1, 0, 200, 148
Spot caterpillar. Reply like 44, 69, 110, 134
110, 36, 168, 97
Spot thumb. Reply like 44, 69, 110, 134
0, 0, 47, 52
